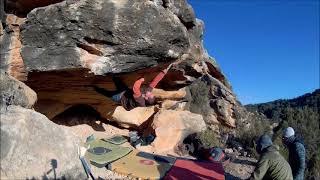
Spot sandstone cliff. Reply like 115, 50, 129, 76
0, 0, 248, 178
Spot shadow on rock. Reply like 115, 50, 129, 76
52, 104, 106, 131
44, 159, 58, 179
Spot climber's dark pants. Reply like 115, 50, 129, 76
93, 77, 129, 103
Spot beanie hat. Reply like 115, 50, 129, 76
283, 127, 295, 138
256, 135, 273, 153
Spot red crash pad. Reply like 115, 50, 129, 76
164, 159, 225, 180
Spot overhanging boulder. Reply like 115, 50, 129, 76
0, 105, 86, 179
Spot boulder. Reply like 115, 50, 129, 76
0, 105, 86, 179
138, 110, 206, 154
195, 75, 237, 128
161, 99, 186, 111
20, 0, 189, 74
0, 14, 27, 81
0, 0, 252, 178
207, 114, 220, 125
0, 71, 37, 109
161, 0, 196, 29
3, 0, 229, 88
152, 88, 187, 100
1, 0, 235, 133
210, 98, 236, 128
111, 106, 156, 128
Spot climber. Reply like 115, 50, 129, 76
93, 63, 175, 111
249, 134, 293, 180
282, 127, 306, 180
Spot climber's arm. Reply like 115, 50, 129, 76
149, 63, 174, 89
133, 78, 144, 98
132, 78, 146, 107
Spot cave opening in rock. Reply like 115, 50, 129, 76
23, 67, 186, 137
25, 66, 186, 120
4, 0, 64, 17
51, 104, 105, 130
51, 103, 138, 132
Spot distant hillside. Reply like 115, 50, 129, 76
246, 89, 320, 121
245, 89, 320, 180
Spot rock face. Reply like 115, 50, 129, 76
0, 69, 85, 179
0, 14, 27, 80
138, 110, 206, 154
0, 105, 86, 179
20, 0, 190, 74
111, 106, 156, 128
186, 76, 238, 128
1, 0, 233, 122
0, 0, 246, 172
0, 72, 37, 109
2, 0, 229, 81
206, 74, 237, 128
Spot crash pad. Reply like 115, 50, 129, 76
110, 150, 176, 179
85, 139, 132, 168
104, 135, 127, 145
164, 159, 225, 180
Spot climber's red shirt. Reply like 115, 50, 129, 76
149, 70, 166, 89
132, 70, 166, 106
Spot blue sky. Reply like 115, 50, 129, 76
188, 0, 320, 104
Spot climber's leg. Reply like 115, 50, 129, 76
93, 77, 128, 103
113, 77, 129, 92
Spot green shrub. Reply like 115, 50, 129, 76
197, 129, 220, 148
236, 113, 271, 158
187, 80, 210, 116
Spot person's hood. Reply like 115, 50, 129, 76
264, 145, 279, 153
256, 135, 273, 154
283, 135, 296, 146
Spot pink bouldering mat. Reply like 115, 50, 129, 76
164, 159, 225, 180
